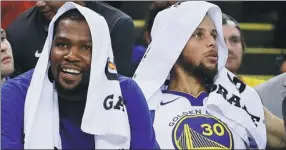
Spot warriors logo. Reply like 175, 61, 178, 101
105, 58, 118, 81
172, 114, 233, 149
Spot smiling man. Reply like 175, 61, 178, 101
1, 3, 156, 149
1, 28, 14, 85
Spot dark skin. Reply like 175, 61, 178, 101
50, 19, 92, 102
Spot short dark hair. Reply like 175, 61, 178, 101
53, 9, 86, 38
222, 13, 246, 51
144, 2, 174, 34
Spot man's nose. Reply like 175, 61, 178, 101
1, 42, 8, 53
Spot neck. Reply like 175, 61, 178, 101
168, 64, 207, 96
58, 93, 87, 103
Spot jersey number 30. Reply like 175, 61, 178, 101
201, 123, 225, 136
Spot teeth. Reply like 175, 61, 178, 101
62, 68, 80, 74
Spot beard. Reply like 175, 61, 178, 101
48, 67, 91, 101
178, 54, 218, 81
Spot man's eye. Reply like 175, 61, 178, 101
56, 43, 67, 48
192, 32, 202, 38
212, 33, 217, 39
82, 45, 92, 51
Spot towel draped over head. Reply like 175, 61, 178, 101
24, 2, 130, 149
133, 1, 266, 149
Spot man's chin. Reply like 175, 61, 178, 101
59, 83, 80, 91
195, 63, 218, 79
1, 66, 14, 78
56, 79, 82, 93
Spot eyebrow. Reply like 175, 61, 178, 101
195, 28, 217, 34
54, 35, 92, 43
195, 28, 204, 31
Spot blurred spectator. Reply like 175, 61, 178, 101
1, 28, 14, 85
222, 13, 265, 87
6, 1, 135, 77
1, 1, 35, 29
255, 73, 286, 119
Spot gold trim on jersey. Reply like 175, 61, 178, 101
173, 114, 233, 149
167, 90, 206, 98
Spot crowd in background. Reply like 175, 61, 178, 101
1, 1, 286, 82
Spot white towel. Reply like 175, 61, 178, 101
206, 68, 266, 149
24, 2, 130, 149
133, 1, 266, 149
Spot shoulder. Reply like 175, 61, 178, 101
118, 75, 141, 91
118, 75, 148, 100
6, 6, 38, 42
1, 69, 34, 101
87, 2, 133, 31
6, 7, 37, 32
254, 73, 286, 95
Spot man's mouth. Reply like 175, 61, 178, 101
206, 52, 218, 63
60, 67, 82, 81
61, 68, 81, 75
1, 56, 12, 64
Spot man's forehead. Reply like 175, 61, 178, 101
196, 16, 217, 31
223, 25, 240, 36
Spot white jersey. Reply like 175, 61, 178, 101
152, 90, 258, 149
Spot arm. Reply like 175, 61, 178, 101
264, 106, 286, 148
111, 18, 135, 77
1, 81, 25, 149
120, 77, 159, 149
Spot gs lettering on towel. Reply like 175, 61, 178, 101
152, 89, 257, 149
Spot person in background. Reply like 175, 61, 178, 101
6, 1, 135, 77
222, 13, 265, 87
1, 28, 14, 85
255, 73, 286, 119
1, 1, 35, 29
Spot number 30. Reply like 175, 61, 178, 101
201, 123, 225, 136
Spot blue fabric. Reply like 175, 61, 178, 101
132, 45, 147, 64
162, 90, 208, 106
1, 69, 158, 149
